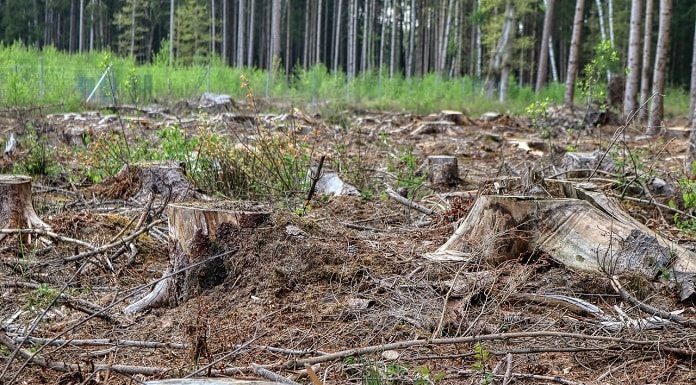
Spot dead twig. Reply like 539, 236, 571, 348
502, 353, 513, 385
8, 335, 186, 349
0, 228, 95, 250
458, 369, 587, 385
289, 331, 695, 368
251, 363, 301, 385
384, 186, 436, 216
63, 219, 165, 262
610, 276, 696, 328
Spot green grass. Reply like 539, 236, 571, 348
0, 42, 690, 118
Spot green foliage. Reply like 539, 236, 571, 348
472, 343, 493, 384
674, 178, 696, 231
24, 284, 58, 311
579, 40, 620, 105
175, 0, 211, 66
13, 124, 60, 177
525, 97, 551, 138
387, 145, 427, 199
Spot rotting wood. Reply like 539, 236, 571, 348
125, 203, 271, 313
0, 175, 51, 246
428, 180, 696, 301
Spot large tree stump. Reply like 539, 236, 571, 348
0, 175, 51, 245
428, 180, 696, 300
427, 155, 460, 186
100, 161, 209, 202
125, 202, 271, 314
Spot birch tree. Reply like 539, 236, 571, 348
689, 17, 696, 126
646, 0, 672, 136
639, 0, 654, 119
622, 0, 642, 119
270, 0, 281, 70
536, 0, 555, 92
236, 0, 245, 67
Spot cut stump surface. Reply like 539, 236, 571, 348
0, 175, 51, 245
125, 202, 271, 314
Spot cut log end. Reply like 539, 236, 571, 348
0, 175, 51, 245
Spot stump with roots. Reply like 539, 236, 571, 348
125, 202, 271, 314
101, 160, 209, 202
0, 175, 51, 245
427, 155, 460, 186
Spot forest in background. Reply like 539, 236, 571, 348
0, 1, 695, 121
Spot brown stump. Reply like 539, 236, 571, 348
100, 160, 209, 202
427, 155, 459, 186
0, 175, 51, 245
125, 202, 271, 314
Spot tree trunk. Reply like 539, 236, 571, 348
333, 0, 343, 72
285, 0, 291, 77
564, 0, 586, 107
130, 1, 136, 58
222, 0, 227, 63
237, 0, 245, 67
270, 0, 281, 70
639, 0, 655, 120
389, 0, 397, 77
124, 203, 271, 314
170, 0, 175, 66
549, 35, 559, 82
0, 175, 51, 247
607, 0, 615, 47
247, 0, 255, 66
315, 0, 322, 65
623, 0, 642, 119
498, 2, 516, 102
646, 0, 672, 136
69, 0, 76, 53
439, 0, 454, 74
379, 0, 387, 72
361, 0, 370, 73
689, 16, 696, 126
475, 0, 482, 78
536, 0, 555, 92
211, 0, 216, 57
688, 104, 696, 174
427, 156, 459, 186
79, 0, 84, 52
594, 0, 607, 42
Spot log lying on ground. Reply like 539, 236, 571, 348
427, 155, 460, 186
99, 160, 209, 202
427, 180, 696, 300
125, 202, 271, 313
0, 175, 51, 245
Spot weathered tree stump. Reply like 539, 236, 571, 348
100, 160, 209, 202
428, 181, 696, 300
125, 202, 271, 314
62, 126, 91, 147
0, 175, 51, 245
427, 155, 459, 186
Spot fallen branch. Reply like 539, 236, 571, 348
251, 363, 301, 385
610, 276, 696, 328
64, 219, 165, 262
0, 228, 96, 250
9, 335, 186, 349
384, 187, 436, 216
289, 331, 694, 368
458, 369, 587, 385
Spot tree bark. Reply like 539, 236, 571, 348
564, 0, 586, 107
536, 0, 555, 92
124, 203, 271, 314
689, 16, 696, 126
247, 0, 255, 66
646, 0, 672, 136
607, 0, 615, 47
79, 0, 84, 52
237, 0, 245, 67
222, 0, 227, 63
439, 0, 454, 74
475, 0, 482, 78
389, 0, 397, 77
427, 156, 459, 186
0, 175, 51, 247
594, 0, 607, 42
316, 0, 323, 65
639, 0, 655, 121
211, 0, 216, 57
623, 0, 642, 119
270, 0, 281, 69
379, 0, 387, 72
170, 0, 175, 65
333, 0, 343, 72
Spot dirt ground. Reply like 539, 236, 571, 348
1, 103, 696, 385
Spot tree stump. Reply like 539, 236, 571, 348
100, 160, 209, 202
125, 202, 271, 314
0, 175, 51, 245
427, 155, 459, 186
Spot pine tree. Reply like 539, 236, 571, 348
114, 0, 157, 61
175, 0, 210, 65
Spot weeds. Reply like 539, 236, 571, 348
23, 284, 58, 311
13, 123, 60, 177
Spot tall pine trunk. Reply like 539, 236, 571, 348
689, 17, 696, 126
536, 0, 555, 92
237, 0, 245, 67
564, 0, 586, 107
333, 0, 343, 72
406, 0, 416, 78
639, 0, 655, 120
247, 0, 255, 66
623, 0, 642, 119
222, 0, 227, 63
646, 0, 672, 136
170, 0, 174, 65
270, 0, 281, 70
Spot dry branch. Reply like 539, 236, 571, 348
64, 218, 165, 262
9, 335, 186, 349
251, 364, 301, 385
384, 187, 436, 216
